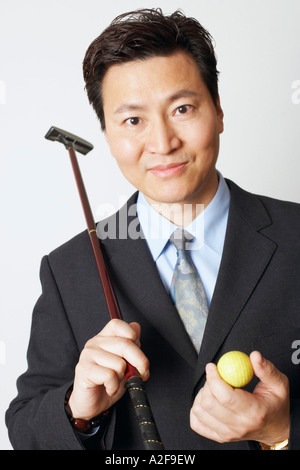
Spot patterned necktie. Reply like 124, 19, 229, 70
170, 228, 208, 352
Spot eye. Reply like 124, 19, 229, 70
125, 117, 142, 126
174, 105, 193, 115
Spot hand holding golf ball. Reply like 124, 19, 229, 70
217, 351, 253, 388
190, 351, 290, 445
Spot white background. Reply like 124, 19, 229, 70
0, 0, 299, 449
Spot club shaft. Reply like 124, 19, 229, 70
67, 145, 164, 450
68, 146, 120, 320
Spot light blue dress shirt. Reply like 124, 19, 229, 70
136, 172, 230, 307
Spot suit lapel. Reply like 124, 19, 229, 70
99, 193, 198, 368
193, 180, 277, 390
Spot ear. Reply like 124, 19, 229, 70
216, 95, 224, 134
104, 130, 109, 144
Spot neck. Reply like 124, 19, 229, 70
149, 201, 204, 226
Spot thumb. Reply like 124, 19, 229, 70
129, 321, 141, 335
250, 350, 287, 392
129, 322, 141, 346
129, 322, 150, 381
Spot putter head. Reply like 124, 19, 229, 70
45, 126, 94, 155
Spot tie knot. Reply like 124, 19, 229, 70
170, 228, 194, 252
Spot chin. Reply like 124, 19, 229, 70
146, 190, 193, 206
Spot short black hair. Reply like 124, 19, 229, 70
83, 8, 219, 130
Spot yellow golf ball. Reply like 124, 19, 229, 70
217, 351, 253, 388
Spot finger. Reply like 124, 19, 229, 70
96, 335, 149, 378
190, 406, 227, 442
129, 322, 142, 346
98, 319, 141, 346
192, 370, 256, 443
202, 366, 241, 419
190, 386, 240, 442
91, 364, 121, 396
205, 362, 254, 419
75, 357, 123, 396
206, 363, 236, 402
88, 347, 128, 381
250, 351, 289, 393
87, 319, 148, 377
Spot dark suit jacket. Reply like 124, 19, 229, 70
6, 180, 300, 450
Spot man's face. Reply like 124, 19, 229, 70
103, 51, 224, 208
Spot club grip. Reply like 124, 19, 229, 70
125, 376, 164, 450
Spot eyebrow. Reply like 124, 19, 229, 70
113, 89, 199, 114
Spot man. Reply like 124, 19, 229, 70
6, 8, 300, 450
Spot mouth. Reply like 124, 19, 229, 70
148, 162, 188, 178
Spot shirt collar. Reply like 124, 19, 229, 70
137, 172, 230, 261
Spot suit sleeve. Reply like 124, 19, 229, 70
5, 255, 86, 449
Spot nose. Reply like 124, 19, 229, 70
145, 119, 181, 155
